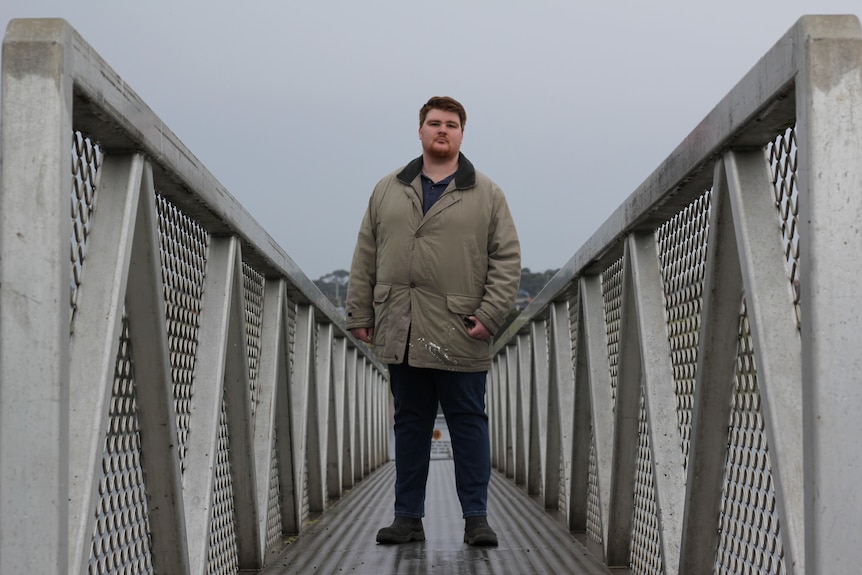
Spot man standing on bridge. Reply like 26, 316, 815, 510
346, 96, 521, 546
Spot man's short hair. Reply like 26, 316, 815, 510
419, 96, 467, 129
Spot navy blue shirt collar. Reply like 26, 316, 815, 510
420, 172, 455, 214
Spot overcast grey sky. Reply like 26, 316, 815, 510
3, 2, 861, 280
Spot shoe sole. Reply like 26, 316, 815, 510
464, 534, 498, 546
377, 531, 425, 544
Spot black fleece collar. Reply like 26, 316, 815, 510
396, 152, 477, 189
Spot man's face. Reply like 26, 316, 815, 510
419, 109, 463, 160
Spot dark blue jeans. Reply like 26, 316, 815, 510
388, 362, 491, 519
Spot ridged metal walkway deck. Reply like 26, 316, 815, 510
261, 460, 612, 575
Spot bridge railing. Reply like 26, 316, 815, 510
489, 14, 862, 575
0, 18, 390, 575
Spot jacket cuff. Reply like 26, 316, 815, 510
345, 310, 374, 330
475, 310, 499, 336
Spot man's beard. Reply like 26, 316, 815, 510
427, 139, 456, 159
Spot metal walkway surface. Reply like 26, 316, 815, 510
261, 460, 612, 575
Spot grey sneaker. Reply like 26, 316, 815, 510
464, 516, 498, 546
376, 516, 425, 544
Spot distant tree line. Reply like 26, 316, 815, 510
516, 268, 558, 303
315, 269, 350, 309
314, 267, 559, 313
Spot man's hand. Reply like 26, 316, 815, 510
464, 316, 491, 341
351, 327, 374, 344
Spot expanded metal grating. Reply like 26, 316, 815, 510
584, 257, 624, 548
602, 258, 624, 403
768, 126, 800, 328
714, 303, 786, 574
560, 290, 579, 516
302, 455, 311, 530
265, 433, 284, 555
533, 318, 552, 501
243, 263, 265, 420
283, 297, 310, 528
69, 135, 157, 575
250, 271, 289, 554
70, 131, 103, 328
286, 299, 298, 400
585, 432, 602, 545
208, 397, 240, 575
89, 318, 156, 575
656, 190, 711, 469
709, 128, 795, 574
558, 436, 567, 518
156, 195, 209, 476
629, 392, 663, 575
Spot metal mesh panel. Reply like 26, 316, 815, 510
89, 317, 155, 575
558, 440, 567, 519
534, 319, 551, 502
656, 190, 712, 469
287, 299, 297, 393
253, 272, 283, 555
156, 195, 209, 475
70, 131, 103, 327
242, 263, 265, 421
714, 302, 786, 574
629, 392, 664, 575
584, 258, 623, 546
284, 297, 309, 527
265, 432, 284, 554
585, 431, 602, 545
303, 454, 310, 528
559, 290, 579, 516
768, 126, 801, 328
568, 289, 579, 390
602, 258, 624, 402
207, 397, 240, 575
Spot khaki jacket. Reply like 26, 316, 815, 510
346, 153, 521, 371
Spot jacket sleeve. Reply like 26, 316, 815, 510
345, 194, 377, 330
475, 187, 521, 335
